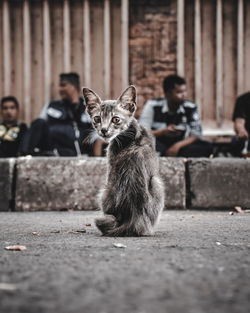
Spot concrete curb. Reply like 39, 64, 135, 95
15, 157, 106, 211
0, 158, 15, 211
187, 158, 250, 209
0, 157, 249, 211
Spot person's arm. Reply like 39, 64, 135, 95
152, 125, 184, 137
166, 136, 197, 156
187, 104, 202, 139
233, 94, 249, 139
39, 102, 50, 120
93, 139, 105, 156
234, 118, 248, 139
138, 100, 154, 130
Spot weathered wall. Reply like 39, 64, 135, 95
1, 0, 250, 129
129, 0, 177, 116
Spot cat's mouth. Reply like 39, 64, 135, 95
99, 133, 111, 142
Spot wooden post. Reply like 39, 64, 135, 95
216, 0, 223, 127
104, 0, 111, 98
63, 0, 71, 72
43, 0, 51, 104
121, 0, 129, 89
23, 0, 31, 123
2, 0, 11, 95
177, 0, 185, 77
237, 0, 244, 96
194, 0, 202, 116
83, 0, 91, 87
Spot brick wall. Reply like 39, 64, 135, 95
129, 0, 177, 116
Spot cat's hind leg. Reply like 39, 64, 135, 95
95, 215, 118, 235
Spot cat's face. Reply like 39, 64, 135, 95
82, 86, 137, 142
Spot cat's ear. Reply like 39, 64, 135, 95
82, 87, 102, 116
117, 85, 137, 114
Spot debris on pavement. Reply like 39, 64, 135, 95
67, 229, 86, 234
85, 223, 91, 227
229, 211, 234, 215
50, 230, 60, 233
113, 243, 127, 249
5, 245, 27, 251
235, 206, 244, 213
216, 242, 222, 246
0, 283, 17, 291
32, 232, 40, 236
234, 206, 250, 214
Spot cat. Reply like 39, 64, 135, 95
82, 85, 165, 236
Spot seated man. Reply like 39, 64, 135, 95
22, 72, 101, 156
0, 96, 27, 157
139, 74, 212, 157
231, 91, 250, 157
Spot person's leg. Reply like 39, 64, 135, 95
178, 140, 213, 157
21, 118, 52, 155
156, 135, 181, 156
230, 137, 245, 157
155, 139, 167, 156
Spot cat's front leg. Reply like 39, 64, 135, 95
98, 186, 117, 215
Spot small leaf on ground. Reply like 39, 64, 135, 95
5, 245, 27, 251
0, 283, 17, 291
67, 229, 86, 234
113, 243, 127, 248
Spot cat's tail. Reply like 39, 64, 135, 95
95, 215, 152, 237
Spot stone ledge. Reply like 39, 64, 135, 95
14, 157, 185, 211
187, 158, 250, 209
1, 157, 250, 211
15, 157, 107, 211
159, 158, 186, 209
0, 158, 15, 211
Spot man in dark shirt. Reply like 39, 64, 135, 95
0, 96, 27, 158
22, 73, 101, 156
139, 74, 212, 157
231, 92, 250, 156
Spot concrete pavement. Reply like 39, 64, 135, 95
0, 210, 250, 313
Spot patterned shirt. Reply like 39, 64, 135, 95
139, 98, 202, 139
0, 122, 27, 157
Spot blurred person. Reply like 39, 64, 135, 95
231, 91, 250, 157
0, 96, 27, 157
139, 74, 212, 157
22, 73, 102, 156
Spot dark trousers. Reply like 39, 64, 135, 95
230, 137, 249, 157
156, 137, 213, 157
21, 119, 52, 155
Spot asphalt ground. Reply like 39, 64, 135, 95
0, 210, 250, 313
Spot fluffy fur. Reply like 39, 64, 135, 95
82, 85, 164, 236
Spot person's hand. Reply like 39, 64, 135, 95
163, 125, 184, 137
237, 128, 249, 139
166, 142, 181, 156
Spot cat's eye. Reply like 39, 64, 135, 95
94, 116, 101, 124
112, 116, 120, 124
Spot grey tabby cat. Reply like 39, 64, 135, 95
82, 85, 164, 236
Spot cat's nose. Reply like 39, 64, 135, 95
101, 128, 108, 136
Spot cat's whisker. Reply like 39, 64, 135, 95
82, 129, 100, 145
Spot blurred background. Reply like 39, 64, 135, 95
0, 0, 250, 133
